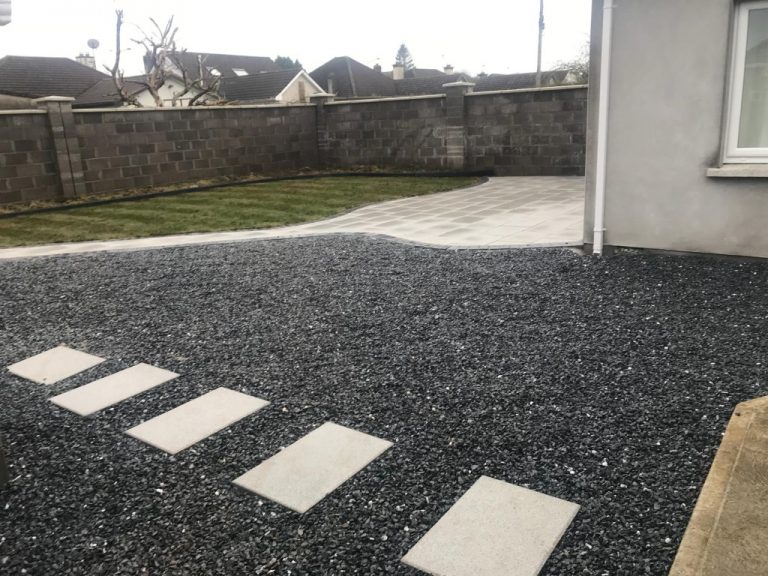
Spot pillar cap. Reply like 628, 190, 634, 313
33, 96, 76, 104
442, 81, 476, 89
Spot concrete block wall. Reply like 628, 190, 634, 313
320, 96, 448, 169
466, 87, 587, 176
0, 86, 588, 205
74, 106, 318, 195
0, 111, 59, 204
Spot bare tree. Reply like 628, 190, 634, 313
108, 11, 221, 107
554, 40, 590, 84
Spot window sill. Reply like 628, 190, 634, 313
707, 164, 768, 178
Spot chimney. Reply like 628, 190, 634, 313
373, 63, 382, 74
76, 53, 96, 69
444, 64, 454, 75
392, 63, 405, 80
327, 72, 335, 94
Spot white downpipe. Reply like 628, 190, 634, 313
593, 0, 615, 256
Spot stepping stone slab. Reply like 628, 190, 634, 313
233, 422, 393, 513
50, 363, 179, 416
126, 387, 269, 455
401, 476, 579, 576
7, 345, 105, 385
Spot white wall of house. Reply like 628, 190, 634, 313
133, 80, 207, 107
585, 0, 768, 258
276, 72, 325, 104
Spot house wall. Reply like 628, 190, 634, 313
585, 0, 768, 258
278, 74, 322, 104
466, 88, 587, 176
0, 110, 59, 204
74, 105, 317, 195
133, 82, 206, 107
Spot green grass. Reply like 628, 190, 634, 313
0, 177, 481, 247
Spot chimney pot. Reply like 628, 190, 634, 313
373, 63, 382, 73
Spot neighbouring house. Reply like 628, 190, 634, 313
0, 55, 107, 104
382, 66, 452, 79
73, 75, 215, 108
310, 56, 397, 98
310, 55, 584, 100
585, 0, 768, 258
155, 51, 279, 79
393, 73, 473, 96
220, 68, 327, 104
474, 70, 584, 92
76, 52, 286, 108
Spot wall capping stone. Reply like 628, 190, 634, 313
73, 103, 317, 114
327, 94, 445, 106
467, 84, 589, 98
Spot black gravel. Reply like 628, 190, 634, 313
0, 236, 766, 576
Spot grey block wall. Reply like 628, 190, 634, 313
0, 111, 59, 204
75, 106, 318, 195
320, 97, 449, 170
466, 88, 587, 176
0, 86, 588, 205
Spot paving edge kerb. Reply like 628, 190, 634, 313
669, 394, 768, 576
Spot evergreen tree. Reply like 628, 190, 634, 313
275, 55, 302, 70
395, 44, 415, 70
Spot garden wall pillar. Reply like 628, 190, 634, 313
442, 81, 474, 170
34, 96, 86, 198
311, 93, 336, 170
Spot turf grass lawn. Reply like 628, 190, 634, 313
0, 176, 481, 247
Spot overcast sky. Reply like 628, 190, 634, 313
0, 0, 591, 76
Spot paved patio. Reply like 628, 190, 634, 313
0, 176, 584, 259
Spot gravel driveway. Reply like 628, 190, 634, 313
0, 236, 766, 575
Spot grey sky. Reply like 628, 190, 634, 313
0, 0, 591, 76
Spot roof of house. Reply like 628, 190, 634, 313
221, 68, 308, 102
473, 70, 573, 92
384, 67, 447, 79
394, 73, 472, 96
310, 57, 396, 98
0, 55, 108, 99
167, 52, 279, 79
73, 76, 146, 108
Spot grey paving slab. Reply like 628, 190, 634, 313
126, 387, 269, 455
7, 345, 105, 385
233, 422, 393, 513
401, 476, 579, 576
50, 363, 179, 416
0, 177, 585, 259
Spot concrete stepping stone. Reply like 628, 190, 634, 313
401, 476, 579, 576
233, 422, 392, 513
126, 387, 269, 455
50, 363, 179, 416
7, 345, 105, 385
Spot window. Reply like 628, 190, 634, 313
232, 68, 248, 77
725, 1, 768, 163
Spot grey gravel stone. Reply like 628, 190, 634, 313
0, 236, 766, 575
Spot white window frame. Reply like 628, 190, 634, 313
724, 0, 768, 163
